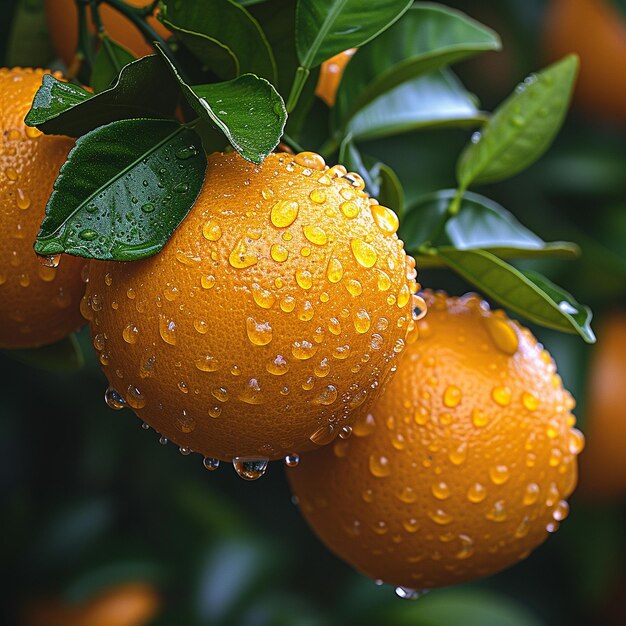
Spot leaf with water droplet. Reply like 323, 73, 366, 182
2, 333, 84, 371
335, 3, 500, 123
436, 248, 595, 342
35, 119, 206, 261
25, 55, 181, 137
90, 35, 136, 94
457, 54, 579, 188
402, 189, 579, 264
158, 47, 286, 163
159, 0, 277, 82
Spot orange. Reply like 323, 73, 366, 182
45, 0, 170, 67
315, 49, 356, 107
544, 0, 626, 124
83, 151, 420, 468
0, 67, 87, 349
23, 582, 160, 626
578, 312, 626, 499
288, 290, 584, 590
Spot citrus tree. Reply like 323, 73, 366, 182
2, 1, 622, 625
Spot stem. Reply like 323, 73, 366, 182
68, 0, 93, 80
90, 0, 125, 74
421, 187, 466, 248
286, 66, 310, 113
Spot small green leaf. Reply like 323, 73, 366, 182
25, 56, 181, 137
436, 247, 595, 342
336, 3, 500, 121
159, 0, 277, 82
2, 334, 84, 372
35, 119, 207, 261
158, 48, 286, 164
90, 36, 136, 94
343, 69, 485, 141
295, 0, 412, 70
457, 54, 578, 188
403, 189, 579, 263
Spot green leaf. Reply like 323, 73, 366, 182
436, 248, 595, 342
295, 0, 412, 70
343, 69, 486, 141
25, 56, 181, 137
159, 0, 277, 82
158, 48, 286, 163
336, 3, 500, 122
34, 119, 207, 261
2, 334, 84, 372
403, 189, 579, 264
457, 54, 578, 188
90, 36, 136, 94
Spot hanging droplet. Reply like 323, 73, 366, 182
284, 454, 300, 467
203, 457, 220, 471
104, 386, 126, 410
395, 587, 429, 600
233, 457, 269, 480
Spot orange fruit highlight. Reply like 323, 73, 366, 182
578, 312, 626, 499
84, 151, 419, 466
45, 0, 170, 67
289, 290, 583, 590
544, 0, 626, 124
316, 49, 356, 107
0, 67, 87, 349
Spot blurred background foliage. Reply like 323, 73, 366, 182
1, 0, 625, 625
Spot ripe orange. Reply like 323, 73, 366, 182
84, 151, 420, 468
578, 312, 626, 499
315, 49, 356, 107
543, 0, 626, 124
45, 0, 170, 67
0, 67, 87, 349
288, 290, 584, 590
23, 582, 160, 626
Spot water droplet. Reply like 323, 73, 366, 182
246, 317, 273, 346
492, 385, 512, 406
119, 384, 144, 411
553, 499, 569, 521
203, 457, 220, 471
16, 188, 30, 210
370, 205, 399, 235
467, 483, 487, 503
486, 499, 507, 522
79, 228, 98, 241
484, 315, 519, 355
397, 284, 411, 308
38, 253, 61, 268
267, 354, 289, 376
139, 355, 156, 378
345, 279, 362, 297
522, 392, 539, 411
568, 428, 585, 455
471, 131, 481, 144
280, 295, 296, 313
159, 316, 176, 345
194, 319, 208, 334
489, 464, 510, 485
159, 436, 168, 445
296, 269, 313, 290
340, 201, 360, 219
303, 224, 328, 246
351, 239, 377, 267
270, 243, 289, 263
105, 386, 126, 410
140, 202, 155, 213
270, 200, 299, 227
443, 385, 462, 408
369, 454, 390, 477
284, 453, 300, 467
229, 238, 258, 268
313, 384, 338, 405
239, 378, 264, 404
431, 482, 451, 500
456, 534, 475, 559
353, 309, 371, 333
309, 188, 327, 203
176, 413, 196, 433
309, 423, 338, 445
176, 145, 199, 160
294, 151, 326, 170
428, 509, 453, 525
202, 220, 222, 241
179, 446, 191, 456
448, 442, 467, 465
212, 387, 229, 403
472, 408, 488, 427
523, 482, 540, 506
292, 340, 317, 360
122, 324, 139, 344
326, 257, 344, 283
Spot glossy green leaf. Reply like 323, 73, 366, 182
35, 119, 207, 261
158, 49, 286, 163
403, 189, 579, 264
336, 3, 500, 121
90, 36, 136, 94
344, 69, 485, 141
2, 333, 84, 371
457, 54, 578, 188
295, 0, 412, 69
159, 0, 276, 82
436, 247, 595, 341
25, 56, 181, 137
